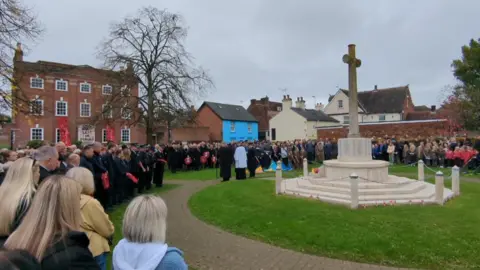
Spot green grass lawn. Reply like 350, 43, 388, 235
106, 184, 179, 270
189, 179, 480, 269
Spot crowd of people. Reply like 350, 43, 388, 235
0, 142, 188, 270
371, 136, 480, 171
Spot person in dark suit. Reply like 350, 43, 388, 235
153, 145, 165, 187
247, 143, 258, 178
92, 142, 108, 209
80, 145, 94, 174
218, 143, 233, 181
55, 142, 68, 175
33, 146, 60, 184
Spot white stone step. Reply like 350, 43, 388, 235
307, 177, 414, 189
296, 180, 427, 196
285, 184, 437, 202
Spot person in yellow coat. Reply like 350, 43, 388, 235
66, 167, 114, 270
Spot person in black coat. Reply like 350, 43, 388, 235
103, 144, 118, 206
91, 143, 108, 209
153, 145, 165, 187
0, 249, 42, 270
2, 175, 99, 270
33, 146, 60, 184
247, 143, 258, 178
80, 145, 95, 175
218, 143, 233, 181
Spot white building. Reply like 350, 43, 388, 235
269, 95, 339, 141
323, 85, 415, 125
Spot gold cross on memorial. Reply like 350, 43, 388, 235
342, 44, 362, 138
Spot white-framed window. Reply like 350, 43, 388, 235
55, 128, 61, 143
121, 128, 131, 143
80, 102, 91, 117
121, 106, 132, 119
30, 99, 44, 115
80, 82, 92, 93
102, 104, 113, 119
102, 84, 112, 95
277, 106, 281, 111
338, 100, 343, 109
230, 122, 235, 132
343, 115, 350, 124
55, 101, 68, 116
379, 114, 386, 121
30, 128, 44, 140
247, 123, 252, 133
30, 77, 44, 89
101, 129, 107, 143
55, 79, 68, 91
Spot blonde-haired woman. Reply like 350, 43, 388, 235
66, 167, 114, 270
0, 157, 39, 238
2, 175, 99, 269
113, 195, 187, 270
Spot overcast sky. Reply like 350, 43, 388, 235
23, 0, 479, 109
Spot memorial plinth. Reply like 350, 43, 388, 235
278, 44, 455, 208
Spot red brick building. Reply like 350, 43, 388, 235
10, 44, 146, 148
247, 96, 282, 140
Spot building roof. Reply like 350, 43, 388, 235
200, 101, 258, 122
414, 105, 430, 111
339, 85, 410, 114
291, 107, 339, 122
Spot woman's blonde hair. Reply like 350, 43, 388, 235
65, 167, 95, 195
0, 157, 39, 236
122, 195, 167, 243
4, 175, 82, 260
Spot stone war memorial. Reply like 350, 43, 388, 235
276, 44, 459, 208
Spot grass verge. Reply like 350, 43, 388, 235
189, 180, 480, 269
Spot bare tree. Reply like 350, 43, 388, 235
0, 0, 43, 115
97, 6, 213, 144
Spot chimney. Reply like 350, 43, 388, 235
374, 85, 378, 91
282, 94, 292, 109
431, 105, 436, 112
126, 62, 134, 75
250, 99, 256, 105
296, 97, 305, 109
14, 43, 23, 62
315, 103, 324, 111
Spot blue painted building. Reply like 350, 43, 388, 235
198, 101, 259, 143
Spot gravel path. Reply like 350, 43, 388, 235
161, 180, 410, 270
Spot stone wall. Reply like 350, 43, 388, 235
317, 120, 449, 140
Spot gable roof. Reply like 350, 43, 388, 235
200, 101, 258, 122
291, 108, 339, 122
339, 85, 410, 114
247, 97, 282, 131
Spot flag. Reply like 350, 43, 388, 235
106, 125, 115, 142
57, 117, 71, 146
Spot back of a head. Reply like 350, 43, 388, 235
0, 249, 41, 270
4, 175, 82, 260
0, 158, 38, 236
65, 167, 95, 195
32, 146, 57, 162
123, 195, 167, 243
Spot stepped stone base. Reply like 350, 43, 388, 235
282, 175, 454, 207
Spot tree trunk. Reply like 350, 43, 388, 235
147, 86, 154, 145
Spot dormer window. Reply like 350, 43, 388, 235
55, 79, 68, 91
338, 100, 343, 109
